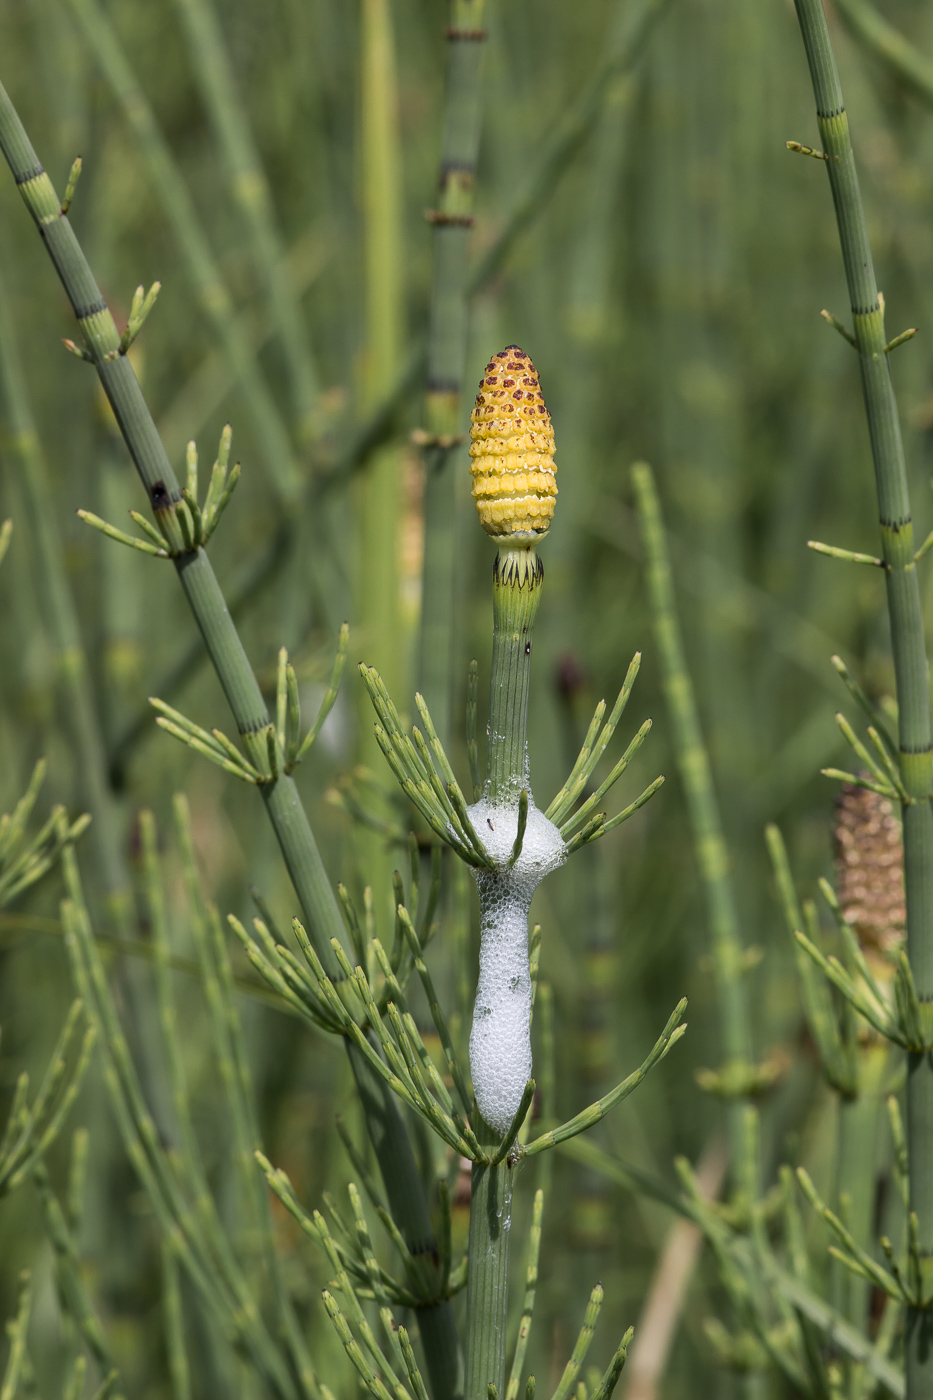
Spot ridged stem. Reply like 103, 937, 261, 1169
0, 82, 460, 1400
463, 544, 543, 1400
464, 1123, 513, 1400
64, 0, 301, 500
170, 0, 321, 439
791, 4, 933, 1389
417, 0, 487, 747
485, 547, 543, 805
632, 464, 755, 1205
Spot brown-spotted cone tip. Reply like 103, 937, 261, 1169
469, 346, 557, 539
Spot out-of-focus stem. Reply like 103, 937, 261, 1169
0, 266, 132, 932
833, 0, 933, 110
355, 0, 406, 938
416, 0, 487, 748
171, 0, 321, 438
65, 0, 301, 500
359, 0, 405, 709
833, 1047, 887, 1329
632, 463, 755, 1205
622, 1141, 727, 1400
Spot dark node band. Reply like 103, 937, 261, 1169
440, 157, 476, 178
493, 552, 544, 589
75, 298, 107, 321
425, 210, 475, 227
238, 716, 273, 737
14, 162, 43, 184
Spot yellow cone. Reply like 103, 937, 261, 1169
469, 346, 557, 539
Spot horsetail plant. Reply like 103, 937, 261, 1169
787, 1, 933, 1391
357, 346, 682, 1400
0, 79, 461, 1400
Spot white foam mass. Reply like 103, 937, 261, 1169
467, 794, 566, 1135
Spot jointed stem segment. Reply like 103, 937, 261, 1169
791, 0, 933, 1386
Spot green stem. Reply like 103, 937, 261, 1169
417, 0, 487, 747
465, 1123, 513, 1400
632, 464, 755, 1205
0, 265, 131, 930
356, 0, 407, 934
464, 543, 543, 1400
170, 0, 321, 438
833, 1046, 888, 1331
790, 5, 933, 1391
64, 0, 301, 500
0, 82, 461, 1400
486, 548, 543, 804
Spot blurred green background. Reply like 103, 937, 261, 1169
1, 0, 932, 1394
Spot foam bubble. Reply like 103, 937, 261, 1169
467, 794, 565, 1135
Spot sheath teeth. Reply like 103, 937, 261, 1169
469, 345, 557, 539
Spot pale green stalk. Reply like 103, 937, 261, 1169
162, 1240, 193, 1400
0, 257, 181, 1157
834, 1049, 888, 1333
64, 0, 301, 500
358, 0, 405, 725
417, 0, 487, 747
355, 0, 408, 945
632, 463, 756, 1205
554, 55, 635, 1278
790, 5, 933, 1391
171, 0, 320, 439
832, 0, 933, 109
469, 0, 673, 295
32, 1163, 116, 1379
0, 85, 459, 1400
0, 265, 130, 931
